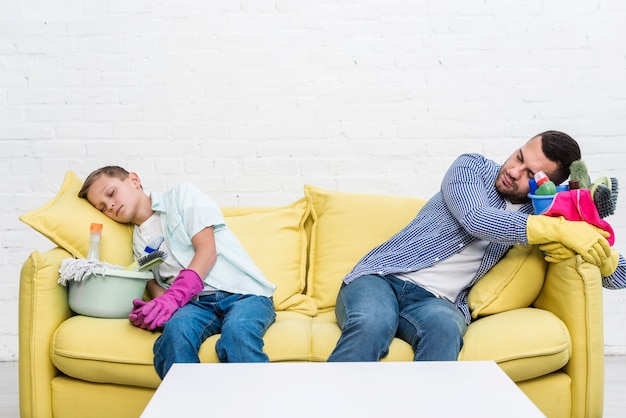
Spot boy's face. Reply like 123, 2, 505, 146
495, 135, 559, 204
86, 173, 146, 224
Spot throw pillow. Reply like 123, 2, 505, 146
19, 171, 134, 266
304, 185, 425, 312
468, 244, 547, 319
224, 198, 317, 315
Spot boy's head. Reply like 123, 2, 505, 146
78, 166, 131, 199
79, 166, 151, 225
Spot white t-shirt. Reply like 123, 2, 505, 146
134, 212, 218, 293
396, 199, 523, 302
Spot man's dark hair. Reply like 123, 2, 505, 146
538, 130, 581, 185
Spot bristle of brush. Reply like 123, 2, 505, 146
137, 250, 167, 266
593, 185, 615, 219
610, 177, 619, 206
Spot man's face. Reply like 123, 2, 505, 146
495, 135, 559, 204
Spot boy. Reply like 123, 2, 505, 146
79, 167, 276, 378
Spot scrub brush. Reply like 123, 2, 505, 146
591, 176, 619, 219
125, 250, 167, 272
569, 160, 592, 189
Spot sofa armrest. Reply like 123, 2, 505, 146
19, 247, 73, 418
533, 255, 604, 418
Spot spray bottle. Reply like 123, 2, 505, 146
534, 172, 557, 196
87, 223, 103, 260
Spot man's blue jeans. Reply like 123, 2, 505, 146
327, 274, 466, 362
153, 292, 275, 378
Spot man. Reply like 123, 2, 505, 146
327, 130, 625, 362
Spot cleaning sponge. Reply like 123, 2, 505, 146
569, 160, 592, 189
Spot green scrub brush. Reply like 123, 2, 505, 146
569, 160, 592, 189
591, 176, 619, 219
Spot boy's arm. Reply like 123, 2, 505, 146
129, 227, 216, 330
186, 226, 218, 278
147, 279, 166, 298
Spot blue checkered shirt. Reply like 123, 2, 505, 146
343, 153, 626, 324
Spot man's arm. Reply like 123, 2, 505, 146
602, 254, 626, 289
440, 154, 529, 244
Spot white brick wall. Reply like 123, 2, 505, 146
2, 0, 626, 360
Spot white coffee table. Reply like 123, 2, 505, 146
141, 361, 545, 417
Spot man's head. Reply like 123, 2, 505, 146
496, 130, 581, 204
79, 166, 151, 225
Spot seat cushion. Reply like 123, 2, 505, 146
308, 311, 415, 362
51, 311, 315, 389
459, 308, 571, 382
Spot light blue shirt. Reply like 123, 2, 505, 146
343, 153, 626, 323
149, 183, 276, 297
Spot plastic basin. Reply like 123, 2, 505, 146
68, 267, 153, 318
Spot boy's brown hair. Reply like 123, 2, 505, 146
78, 166, 130, 199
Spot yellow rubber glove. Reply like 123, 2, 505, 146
539, 242, 576, 263
527, 215, 611, 266
600, 250, 620, 276
539, 242, 619, 276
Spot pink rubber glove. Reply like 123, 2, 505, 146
128, 269, 204, 330
128, 299, 149, 327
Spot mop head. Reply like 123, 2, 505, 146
58, 258, 123, 286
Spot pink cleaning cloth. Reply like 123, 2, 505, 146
543, 189, 615, 246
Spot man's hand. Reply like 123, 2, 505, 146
601, 250, 620, 276
539, 242, 576, 263
539, 242, 619, 276
527, 215, 611, 265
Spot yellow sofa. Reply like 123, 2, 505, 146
19, 173, 605, 418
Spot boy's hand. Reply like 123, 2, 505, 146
127, 269, 204, 330
128, 299, 149, 327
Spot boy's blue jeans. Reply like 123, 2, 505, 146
327, 274, 466, 362
153, 291, 275, 378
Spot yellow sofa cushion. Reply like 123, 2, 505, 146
460, 308, 571, 382
19, 171, 134, 265
51, 310, 315, 388
223, 198, 317, 315
304, 185, 425, 311
468, 245, 547, 318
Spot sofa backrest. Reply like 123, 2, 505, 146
20, 171, 547, 320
